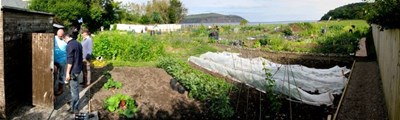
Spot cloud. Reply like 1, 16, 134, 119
117, 0, 363, 22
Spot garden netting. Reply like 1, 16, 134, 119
188, 52, 350, 106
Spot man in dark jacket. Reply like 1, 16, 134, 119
64, 34, 83, 114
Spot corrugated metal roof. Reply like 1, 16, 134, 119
0, 0, 53, 16
1, 0, 28, 9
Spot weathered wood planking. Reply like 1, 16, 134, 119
32, 33, 54, 108
0, 7, 53, 118
0, 11, 5, 118
372, 24, 400, 120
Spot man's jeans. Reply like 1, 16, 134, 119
54, 62, 66, 84
70, 73, 81, 113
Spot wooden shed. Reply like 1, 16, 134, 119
0, 5, 54, 118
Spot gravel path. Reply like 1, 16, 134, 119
336, 60, 388, 120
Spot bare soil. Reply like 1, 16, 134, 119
89, 67, 211, 120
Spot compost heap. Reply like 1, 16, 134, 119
189, 52, 350, 106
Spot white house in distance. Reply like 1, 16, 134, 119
113, 24, 182, 33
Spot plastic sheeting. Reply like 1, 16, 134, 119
188, 52, 350, 106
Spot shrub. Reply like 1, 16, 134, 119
104, 93, 139, 118
240, 25, 264, 31
315, 32, 361, 54
367, 0, 400, 29
253, 40, 261, 48
329, 25, 345, 31
259, 36, 270, 46
240, 19, 248, 26
298, 22, 314, 30
282, 26, 293, 36
93, 31, 165, 61
157, 58, 234, 118
191, 44, 217, 55
111, 24, 117, 31
191, 25, 209, 37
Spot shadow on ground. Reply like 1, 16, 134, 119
10, 64, 114, 119
77, 64, 114, 111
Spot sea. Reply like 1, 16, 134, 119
180, 20, 318, 27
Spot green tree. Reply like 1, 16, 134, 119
366, 0, 400, 29
150, 12, 163, 24
120, 0, 187, 24
29, 0, 122, 31
29, 0, 86, 26
145, 0, 170, 24
240, 19, 248, 26
120, 3, 142, 23
168, 0, 187, 23
139, 15, 151, 24
320, 3, 371, 20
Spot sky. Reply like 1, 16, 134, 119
116, 0, 363, 22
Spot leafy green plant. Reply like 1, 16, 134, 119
262, 62, 282, 113
253, 40, 261, 48
103, 78, 123, 90
315, 32, 361, 54
104, 93, 139, 118
282, 26, 293, 36
111, 24, 117, 31
103, 71, 112, 78
157, 57, 234, 118
259, 36, 270, 46
93, 31, 165, 61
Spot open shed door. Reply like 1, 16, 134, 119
32, 33, 54, 108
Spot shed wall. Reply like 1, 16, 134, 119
1, 9, 52, 117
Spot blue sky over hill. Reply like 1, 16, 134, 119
117, 0, 363, 22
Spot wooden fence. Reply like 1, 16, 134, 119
372, 24, 400, 120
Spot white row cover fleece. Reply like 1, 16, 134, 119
188, 52, 350, 106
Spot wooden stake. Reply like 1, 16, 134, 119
333, 60, 356, 120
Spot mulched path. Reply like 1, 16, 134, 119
336, 60, 388, 120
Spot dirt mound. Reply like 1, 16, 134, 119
90, 67, 210, 119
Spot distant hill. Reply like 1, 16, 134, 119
181, 13, 246, 23
321, 2, 371, 20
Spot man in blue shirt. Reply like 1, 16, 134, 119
81, 29, 93, 87
54, 29, 67, 96
64, 34, 83, 114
